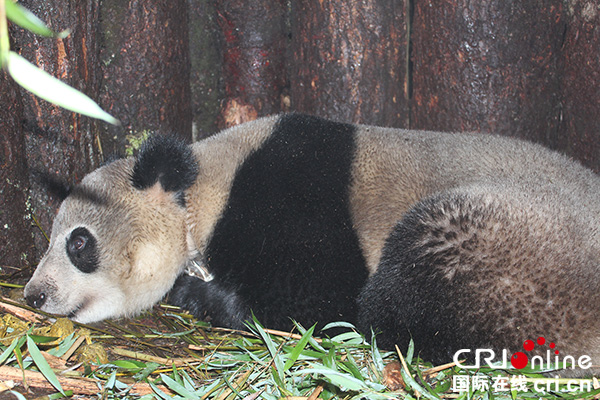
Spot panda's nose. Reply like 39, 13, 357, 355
26, 291, 47, 309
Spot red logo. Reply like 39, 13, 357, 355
510, 336, 558, 369
453, 335, 591, 371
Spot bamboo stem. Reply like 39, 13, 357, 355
0, 365, 174, 396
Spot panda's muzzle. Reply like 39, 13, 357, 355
24, 279, 58, 311
26, 284, 85, 320
26, 289, 47, 309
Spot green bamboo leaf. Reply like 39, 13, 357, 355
112, 359, 145, 370
5, 0, 69, 38
0, 1, 8, 67
148, 381, 172, 400
294, 322, 326, 353
369, 332, 385, 372
160, 374, 201, 399
340, 353, 364, 381
250, 317, 285, 381
294, 367, 367, 391
6, 51, 119, 125
0, 335, 24, 365
321, 321, 357, 331
400, 368, 441, 400
27, 335, 59, 344
406, 338, 415, 364
7, 391, 27, 400
180, 370, 197, 391
104, 370, 117, 390
170, 362, 181, 384
47, 392, 74, 399
329, 331, 363, 344
133, 362, 160, 381
136, 395, 156, 400
46, 333, 77, 358
27, 336, 65, 395
13, 344, 23, 368
283, 324, 315, 372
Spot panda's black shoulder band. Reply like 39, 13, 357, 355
131, 135, 199, 196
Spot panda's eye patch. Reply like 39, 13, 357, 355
66, 227, 100, 273
70, 235, 87, 252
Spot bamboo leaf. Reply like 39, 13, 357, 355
148, 381, 173, 400
5, 0, 69, 38
46, 333, 77, 358
340, 353, 364, 381
283, 324, 315, 372
133, 362, 160, 381
180, 370, 197, 391
27, 335, 59, 344
249, 317, 285, 381
13, 344, 23, 368
112, 359, 146, 370
294, 322, 326, 353
0, 0, 9, 67
5, 51, 119, 125
330, 331, 363, 344
400, 368, 441, 400
104, 370, 117, 390
27, 335, 65, 395
0, 335, 23, 365
369, 332, 385, 372
406, 339, 414, 364
321, 321, 357, 331
161, 374, 201, 399
294, 367, 367, 391
46, 392, 74, 399
7, 391, 27, 400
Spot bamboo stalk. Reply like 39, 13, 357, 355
307, 383, 324, 400
111, 347, 200, 366
262, 328, 322, 343
0, 365, 174, 396
422, 360, 460, 376
0, 297, 44, 323
62, 335, 86, 361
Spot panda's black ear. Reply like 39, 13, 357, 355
131, 135, 199, 196
34, 170, 72, 202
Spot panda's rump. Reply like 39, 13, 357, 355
358, 186, 600, 366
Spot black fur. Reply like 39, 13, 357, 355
36, 167, 113, 206
169, 114, 369, 331
357, 194, 466, 361
131, 135, 199, 206
357, 191, 569, 363
170, 274, 249, 330
68, 186, 109, 206
66, 227, 100, 274
35, 170, 72, 201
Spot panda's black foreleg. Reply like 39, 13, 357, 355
168, 274, 250, 331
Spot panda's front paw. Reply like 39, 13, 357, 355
168, 274, 209, 319
168, 274, 249, 330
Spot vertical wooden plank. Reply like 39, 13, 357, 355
290, 0, 408, 127
188, 0, 225, 139
99, 0, 192, 154
12, 0, 102, 252
560, 2, 600, 172
215, 0, 287, 128
411, 0, 565, 145
0, 73, 36, 269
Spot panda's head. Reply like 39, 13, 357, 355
24, 135, 198, 324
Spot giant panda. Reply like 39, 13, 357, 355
24, 113, 600, 373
